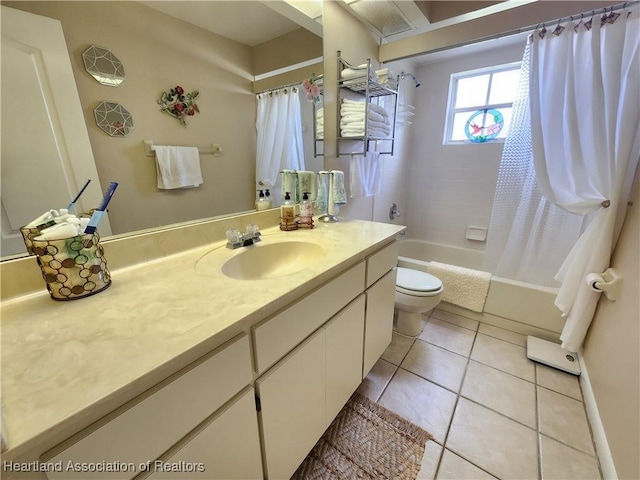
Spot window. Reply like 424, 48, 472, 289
444, 62, 520, 144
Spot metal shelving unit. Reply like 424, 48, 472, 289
336, 51, 399, 156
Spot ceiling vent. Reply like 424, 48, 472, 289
344, 0, 416, 38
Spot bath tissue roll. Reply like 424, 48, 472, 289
586, 273, 605, 292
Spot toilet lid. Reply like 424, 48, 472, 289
396, 267, 442, 292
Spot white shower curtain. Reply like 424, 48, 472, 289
483, 43, 589, 288
255, 88, 305, 189
529, 11, 640, 351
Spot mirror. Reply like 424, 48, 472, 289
82, 45, 125, 87
94, 101, 134, 137
1, 1, 323, 260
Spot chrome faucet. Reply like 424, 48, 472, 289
226, 224, 261, 249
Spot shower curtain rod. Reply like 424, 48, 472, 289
383, 1, 638, 64
256, 82, 302, 95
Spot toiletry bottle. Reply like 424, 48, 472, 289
280, 192, 298, 231
298, 192, 314, 229
256, 190, 269, 211
264, 189, 273, 209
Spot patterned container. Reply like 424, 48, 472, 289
31, 233, 111, 301
20, 222, 55, 256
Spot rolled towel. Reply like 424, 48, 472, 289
426, 261, 492, 312
331, 170, 347, 205
297, 170, 317, 201
316, 171, 330, 212
280, 170, 299, 203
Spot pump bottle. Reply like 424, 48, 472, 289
298, 192, 314, 228
280, 192, 298, 231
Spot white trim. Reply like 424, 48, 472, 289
254, 56, 323, 81
578, 350, 618, 480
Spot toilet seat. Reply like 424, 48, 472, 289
396, 267, 443, 297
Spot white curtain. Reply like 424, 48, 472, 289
529, 11, 640, 351
255, 88, 305, 189
483, 43, 589, 287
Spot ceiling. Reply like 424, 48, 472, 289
140, 1, 534, 47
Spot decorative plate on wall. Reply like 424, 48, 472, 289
82, 45, 125, 87
94, 101, 134, 137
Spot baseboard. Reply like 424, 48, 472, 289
578, 351, 618, 479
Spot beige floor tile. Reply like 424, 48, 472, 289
378, 368, 457, 443
470, 334, 535, 382
446, 398, 538, 479
430, 309, 479, 331
401, 340, 468, 392
416, 441, 442, 480
538, 386, 594, 455
419, 318, 476, 357
381, 332, 415, 365
478, 323, 527, 347
540, 435, 601, 480
461, 361, 536, 428
356, 358, 397, 401
436, 449, 498, 479
536, 363, 582, 400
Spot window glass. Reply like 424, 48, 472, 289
445, 63, 520, 144
455, 74, 489, 108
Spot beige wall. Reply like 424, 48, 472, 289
4, 1, 257, 235
583, 181, 640, 480
252, 27, 322, 76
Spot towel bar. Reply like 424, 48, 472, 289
143, 140, 222, 157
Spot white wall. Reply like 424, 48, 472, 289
403, 41, 525, 249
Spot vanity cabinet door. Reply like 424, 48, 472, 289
257, 330, 326, 480
148, 387, 262, 480
325, 295, 365, 423
363, 269, 397, 376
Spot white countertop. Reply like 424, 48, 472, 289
1, 219, 404, 459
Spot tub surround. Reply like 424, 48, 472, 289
1, 217, 404, 466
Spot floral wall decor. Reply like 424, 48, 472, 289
158, 86, 200, 126
303, 76, 321, 104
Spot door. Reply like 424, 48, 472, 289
1, 6, 111, 257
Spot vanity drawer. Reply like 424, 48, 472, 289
44, 334, 252, 480
366, 241, 399, 288
253, 261, 365, 374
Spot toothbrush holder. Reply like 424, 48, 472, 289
31, 233, 111, 301
20, 223, 55, 256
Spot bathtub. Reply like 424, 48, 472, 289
397, 239, 564, 341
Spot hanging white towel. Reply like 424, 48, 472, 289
155, 146, 202, 189
350, 153, 382, 197
426, 261, 491, 312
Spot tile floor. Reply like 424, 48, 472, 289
356, 309, 602, 480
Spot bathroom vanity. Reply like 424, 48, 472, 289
1, 217, 403, 479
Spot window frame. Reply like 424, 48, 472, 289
443, 61, 521, 145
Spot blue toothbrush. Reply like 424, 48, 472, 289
82, 182, 118, 246
66, 179, 91, 211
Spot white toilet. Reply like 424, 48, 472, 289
394, 267, 444, 336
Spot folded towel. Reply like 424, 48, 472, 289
426, 262, 492, 312
331, 170, 347, 205
341, 100, 389, 117
341, 64, 376, 81
341, 110, 389, 125
155, 146, 202, 189
298, 170, 317, 201
316, 171, 330, 211
280, 170, 299, 203
350, 152, 381, 198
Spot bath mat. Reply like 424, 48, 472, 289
291, 392, 433, 480
427, 261, 491, 312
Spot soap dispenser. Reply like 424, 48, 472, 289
298, 192, 314, 229
255, 190, 269, 211
280, 192, 298, 231
264, 189, 273, 209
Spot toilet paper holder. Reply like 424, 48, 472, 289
585, 268, 622, 302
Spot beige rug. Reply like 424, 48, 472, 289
292, 392, 433, 480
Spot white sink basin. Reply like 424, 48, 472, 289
196, 241, 325, 280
